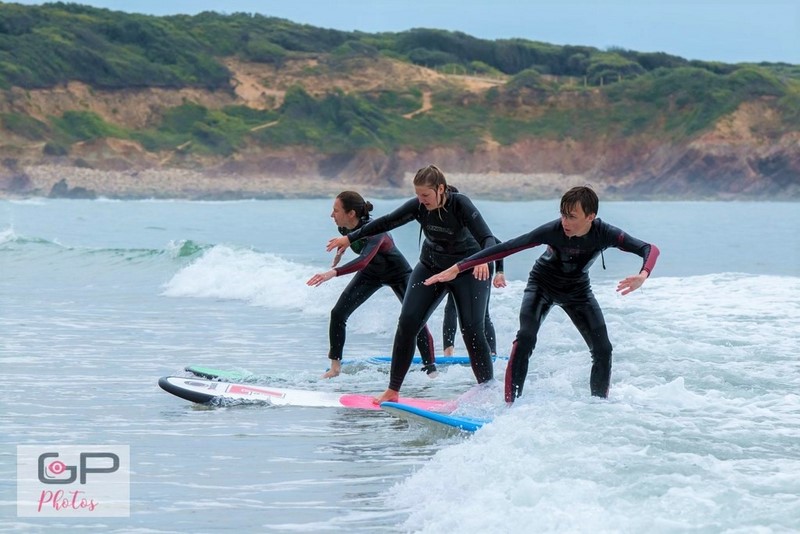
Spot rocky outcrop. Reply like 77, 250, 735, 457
48, 178, 97, 199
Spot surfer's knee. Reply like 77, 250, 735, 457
513, 330, 537, 358
396, 313, 424, 339
330, 305, 349, 326
589, 332, 612, 365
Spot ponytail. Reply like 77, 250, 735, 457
336, 191, 373, 220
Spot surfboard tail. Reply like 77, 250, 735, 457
380, 401, 490, 433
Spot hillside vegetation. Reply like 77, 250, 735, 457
0, 2, 798, 199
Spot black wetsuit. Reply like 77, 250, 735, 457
329, 220, 435, 367
346, 192, 498, 391
442, 257, 502, 355
456, 218, 660, 401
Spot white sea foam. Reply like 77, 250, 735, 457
0, 226, 16, 244
162, 245, 324, 311
391, 272, 800, 533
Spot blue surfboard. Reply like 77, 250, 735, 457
380, 401, 491, 433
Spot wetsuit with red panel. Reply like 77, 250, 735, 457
454, 218, 660, 401
329, 219, 436, 370
345, 191, 498, 391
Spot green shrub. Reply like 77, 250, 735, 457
130, 129, 188, 152
408, 48, 460, 68
158, 103, 211, 133
191, 122, 235, 156
1, 112, 50, 139
776, 89, 800, 128
220, 105, 278, 126
52, 111, 127, 141
506, 68, 543, 90
586, 53, 645, 85
727, 67, 784, 98
241, 40, 288, 64
468, 61, 503, 76
43, 141, 69, 156
366, 89, 421, 115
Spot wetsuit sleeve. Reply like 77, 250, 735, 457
334, 234, 388, 277
456, 195, 497, 250
346, 198, 418, 243
604, 222, 660, 275
457, 225, 548, 272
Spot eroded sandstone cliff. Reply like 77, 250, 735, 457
1, 57, 797, 200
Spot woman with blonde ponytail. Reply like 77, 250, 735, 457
327, 165, 500, 403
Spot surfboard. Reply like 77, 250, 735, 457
184, 365, 255, 381
380, 401, 491, 433
158, 376, 455, 411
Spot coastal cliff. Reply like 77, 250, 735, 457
0, 6, 797, 200
2, 79, 795, 200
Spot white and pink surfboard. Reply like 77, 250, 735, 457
158, 376, 454, 412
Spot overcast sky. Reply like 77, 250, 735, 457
9, 0, 800, 64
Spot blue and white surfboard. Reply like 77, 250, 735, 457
380, 401, 491, 433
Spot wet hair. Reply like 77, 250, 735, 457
336, 191, 373, 219
560, 186, 598, 216
412, 164, 457, 208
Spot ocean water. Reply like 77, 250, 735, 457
1, 197, 799, 533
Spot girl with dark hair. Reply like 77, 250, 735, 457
308, 191, 437, 378
327, 166, 500, 403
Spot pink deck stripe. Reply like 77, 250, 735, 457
339, 394, 454, 412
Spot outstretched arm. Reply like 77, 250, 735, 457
315, 235, 386, 285
425, 227, 545, 286
341, 198, 419, 246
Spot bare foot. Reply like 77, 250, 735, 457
321, 360, 341, 379
372, 389, 400, 405
421, 364, 438, 379
443, 346, 454, 356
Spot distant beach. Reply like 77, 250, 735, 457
13, 165, 598, 201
